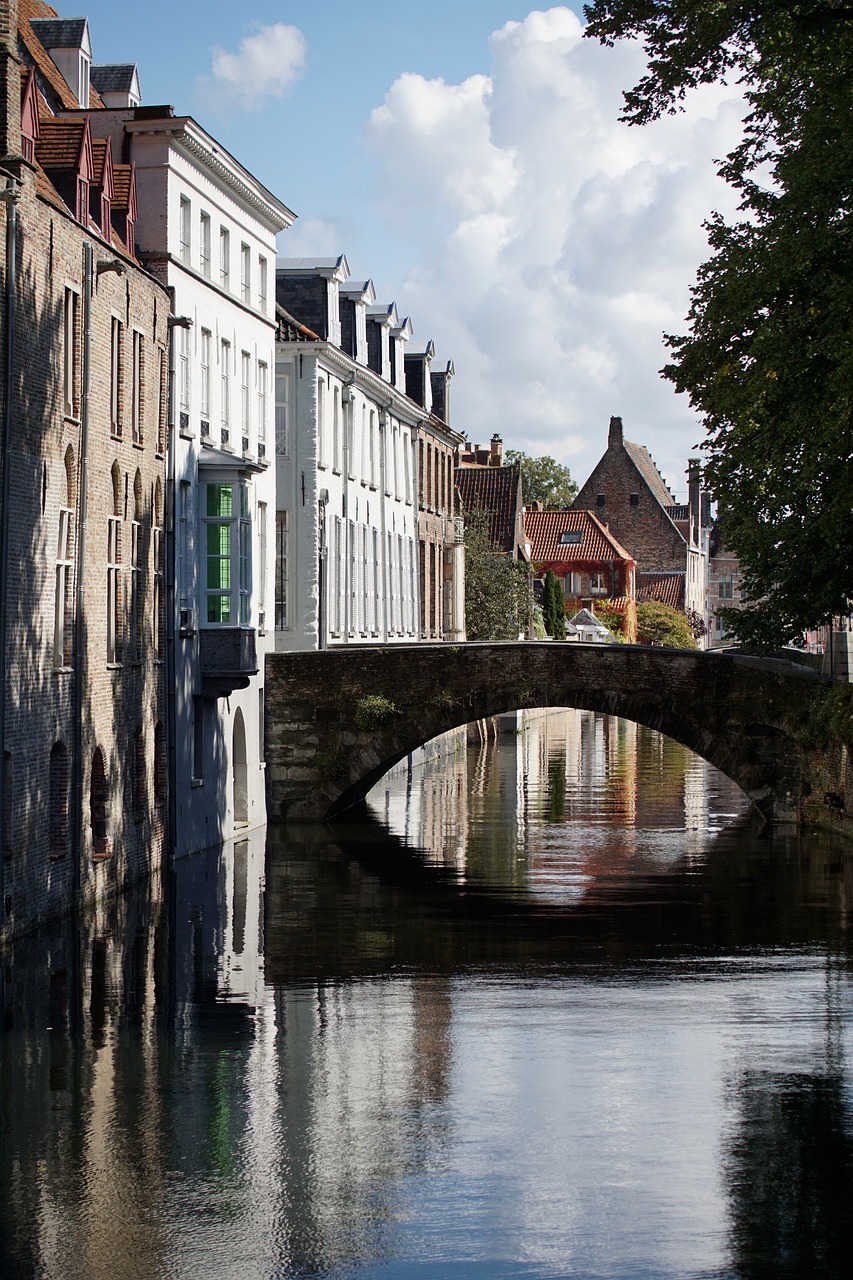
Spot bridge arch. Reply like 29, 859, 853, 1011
265, 643, 830, 826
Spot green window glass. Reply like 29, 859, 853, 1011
207, 484, 232, 518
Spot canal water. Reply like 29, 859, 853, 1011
1, 710, 852, 1279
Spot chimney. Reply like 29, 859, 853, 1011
490, 433, 503, 466
0, 0, 21, 159
688, 457, 701, 546
608, 416, 623, 448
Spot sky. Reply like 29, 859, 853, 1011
78, 1, 747, 500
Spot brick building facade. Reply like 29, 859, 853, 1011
1, 0, 170, 940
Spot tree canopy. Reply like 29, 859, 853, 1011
584, 1, 853, 645
636, 601, 697, 649
463, 507, 532, 641
505, 450, 578, 508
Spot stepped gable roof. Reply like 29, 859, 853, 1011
623, 439, 676, 508
456, 464, 522, 555
525, 507, 633, 565
637, 572, 685, 610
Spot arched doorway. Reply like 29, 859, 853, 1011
232, 710, 248, 827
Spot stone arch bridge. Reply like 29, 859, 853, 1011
265, 643, 852, 830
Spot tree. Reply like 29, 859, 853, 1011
505, 450, 578, 508
542, 569, 567, 639
584, 2, 853, 645
636, 601, 697, 649
463, 507, 532, 641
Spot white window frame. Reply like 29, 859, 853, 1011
54, 507, 74, 668
219, 226, 230, 290
200, 328, 211, 420
240, 243, 251, 303
179, 196, 191, 264
131, 330, 143, 445
199, 210, 211, 278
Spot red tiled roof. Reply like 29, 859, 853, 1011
525, 507, 633, 565
34, 117, 84, 169
637, 572, 685, 610
456, 465, 523, 555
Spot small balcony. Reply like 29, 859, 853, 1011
200, 627, 258, 698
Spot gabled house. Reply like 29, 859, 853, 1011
525, 507, 636, 640
455, 435, 528, 561
572, 416, 711, 642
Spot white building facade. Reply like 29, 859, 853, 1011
88, 107, 294, 853
274, 258, 422, 650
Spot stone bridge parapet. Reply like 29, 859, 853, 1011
265, 643, 852, 830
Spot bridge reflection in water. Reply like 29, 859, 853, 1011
1, 711, 852, 1280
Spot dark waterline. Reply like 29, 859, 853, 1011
2, 711, 852, 1279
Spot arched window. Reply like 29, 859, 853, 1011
107, 463, 123, 662
130, 470, 143, 661
55, 446, 76, 667
153, 478, 163, 659
90, 747, 109, 860
232, 710, 248, 826
49, 742, 69, 858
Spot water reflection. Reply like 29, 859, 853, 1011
1, 713, 852, 1279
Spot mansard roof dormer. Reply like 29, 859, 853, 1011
366, 302, 398, 382
339, 278, 375, 365
29, 15, 92, 108
91, 63, 141, 109
35, 113, 95, 225
111, 161, 138, 255
90, 135, 114, 238
404, 339, 436, 414
19, 65, 41, 163
389, 315, 413, 393
430, 359, 455, 426
276, 255, 350, 346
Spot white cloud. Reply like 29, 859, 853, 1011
200, 23, 307, 111
362, 6, 746, 497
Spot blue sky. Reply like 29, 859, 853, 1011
79, 2, 745, 498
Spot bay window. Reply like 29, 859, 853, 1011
203, 480, 252, 626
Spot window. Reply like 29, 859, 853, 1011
153, 480, 164, 658
203, 481, 251, 626
564, 572, 582, 596
76, 177, 88, 224
257, 360, 268, 456
178, 323, 190, 414
346, 395, 355, 478
258, 256, 268, 312
630, 492, 639, 506
200, 328, 211, 421
200, 211, 211, 277
590, 571, 607, 595
258, 501, 267, 629
131, 330, 143, 445
316, 377, 325, 465
63, 289, 78, 417
241, 350, 251, 447
240, 243, 251, 303
559, 530, 582, 545
219, 226, 230, 289
403, 432, 411, 503
332, 387, 341, 471
90, 747, 109, 859
719, 574, 734, 599
369, 411, 377, 487
130, 504, 142, 662
178, 479, 192, 616
53, 504, 74, 669
179, 196, 191, 264
220, 339, 231, 438
275, 511, 288, 630
107, 515, 122, 662
596, 494, 605, 507
110, 317, 122, 436
49, 741, 69, 858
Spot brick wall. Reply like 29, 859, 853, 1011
2, 154, 170, 943
574, 442, 686, 573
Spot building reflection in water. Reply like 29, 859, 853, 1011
1, 713, 852, 1280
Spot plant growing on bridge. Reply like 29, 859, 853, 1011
463, 506, 533, 641
636, 601, 696, 649
355, 693, 400, 731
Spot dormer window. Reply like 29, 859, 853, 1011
76, 178, 88, 223
79, 52, 90, 107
